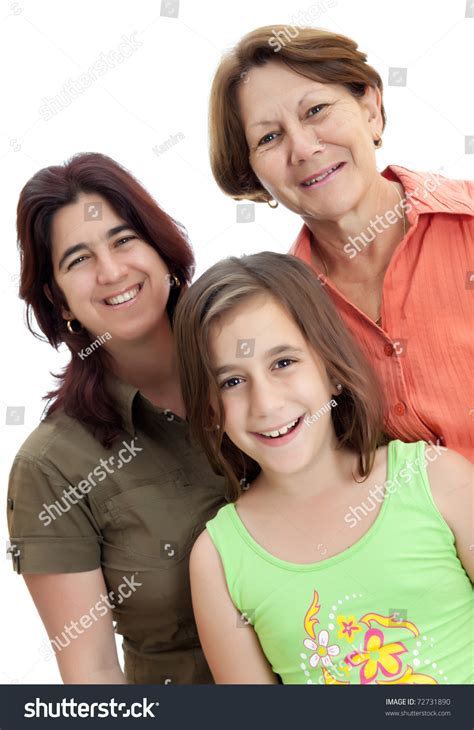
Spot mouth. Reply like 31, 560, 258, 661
300, 162, 345, 188
103, 282, 143, 306
251, 415, 304, 446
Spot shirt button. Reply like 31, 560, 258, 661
384, 343, 394, 356
7, 497, 14, 510
393, 402, 406, 416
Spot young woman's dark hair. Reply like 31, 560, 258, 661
174, 252, 388, 501
17, 152, 195, 447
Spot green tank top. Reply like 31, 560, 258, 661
206, 440, 473, 684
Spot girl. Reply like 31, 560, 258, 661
174, 252, 473, 685
7, 153, 227, 683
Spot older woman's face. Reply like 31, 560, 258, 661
237, 60, 383, 222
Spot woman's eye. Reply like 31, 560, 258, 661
307, 104, 326, 118
221, 377, 243, 390
116, 236, 135, 246
67, 255, 88, 270
258, 132, 278, 147
273, 358, 295, 370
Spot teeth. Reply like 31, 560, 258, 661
258, 418, 299, 438
303, 165, 338, 186
105, 285, 140, 306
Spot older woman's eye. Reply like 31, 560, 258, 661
307, 104, 326, 117
258, 132, 278, 147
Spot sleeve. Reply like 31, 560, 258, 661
7, 453, 102, 574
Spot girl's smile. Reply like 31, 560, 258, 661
250, 414, 305, 447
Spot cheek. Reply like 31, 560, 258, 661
223, 397, 245, 436
59, 274, 92, 308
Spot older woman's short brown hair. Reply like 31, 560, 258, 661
209, 25, 386, 202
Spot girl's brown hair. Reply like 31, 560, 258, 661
17, 152, 195, 447
174, 252, 387, 501
209, 25, 386, 202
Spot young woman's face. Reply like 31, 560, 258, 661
210, 294, 337, 478
237, 60, 382, 221
50, 193, 172, 343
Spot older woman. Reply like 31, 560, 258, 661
209, 26, 473, 462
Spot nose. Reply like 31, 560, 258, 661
288, 122, 325, 165
249, 373, 286, 422
96, 250, 128, 286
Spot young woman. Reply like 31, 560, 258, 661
174, 252, 473, 685
7, 153, 227, 684
209, 26, 474, 462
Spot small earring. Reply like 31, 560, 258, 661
240, 477, 250, 491
167, 273, 181, 288
66, 318, 83, 335
374, 135, 383, 149
267, 199, 278, 209
336, 383, 343, 392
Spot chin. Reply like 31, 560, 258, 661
112, 326, 153, 343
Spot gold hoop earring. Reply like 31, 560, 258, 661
66, 318, 83, 335
167, 273, 181, 288
267, 199, 279, 209
374, 135, 383, 149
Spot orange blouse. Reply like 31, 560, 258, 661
289, 165, 474, 462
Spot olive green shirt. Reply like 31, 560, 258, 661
7, 374, 228, 683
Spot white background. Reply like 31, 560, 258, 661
0, 0, 472, 683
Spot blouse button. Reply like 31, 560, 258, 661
393, 402, 406, 416
7, 497, 14, 509
384, 343, 394, 356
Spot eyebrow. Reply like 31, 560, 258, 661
214, 345, 304, 377
57, 224, 132, 270
248, 91, 323, 129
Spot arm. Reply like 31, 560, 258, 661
23, 568, 126, 684
190, 529, 278, 684
426, 447, 474, 582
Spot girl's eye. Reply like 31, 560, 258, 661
273, 358, 295, 370
307, 104, 326, 118
257, 132, 278, 147
221, 376, 243, 390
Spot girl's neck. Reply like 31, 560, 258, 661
253, 430, 359, 499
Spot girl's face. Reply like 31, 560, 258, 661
210, 293, 337, 478
237, 60, 382, 222
50, 193, 172, 344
